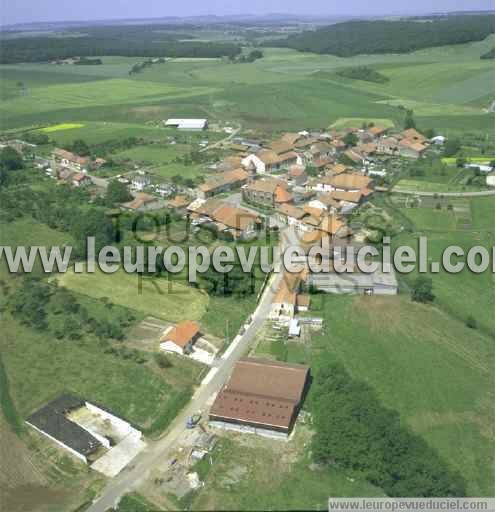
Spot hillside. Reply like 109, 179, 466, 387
481, 47, 495, 58
269, 15, 495, 56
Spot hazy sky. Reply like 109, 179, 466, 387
2, 0, 494, 25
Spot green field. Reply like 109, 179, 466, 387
392, 196, 495, 336
306, 295, 495, 496
58, 268, 209, 322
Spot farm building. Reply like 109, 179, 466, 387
160, 320, 200, 355
209, 358, 310, 438
26, 394, 144, 471
164, 118, 208, 130
198, 168, 249, 199
26, 395, 102, 463
307, 264, 398, 295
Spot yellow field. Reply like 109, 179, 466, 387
41, 123, 85, 132
442, 156, 495, 165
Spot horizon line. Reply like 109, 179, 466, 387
3, 8, 495, 30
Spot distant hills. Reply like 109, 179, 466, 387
267, 14, 495, 56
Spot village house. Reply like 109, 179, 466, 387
275, 204, 309, 231
198, 168, 249, 199
52, 148, 90, 172
324, 189, 368, 214
287, 165, 307, 186
167, 195, 191, 211
160, 321, 200, 355
242, 178, 292, 208
72, 173, 92, 187
209, 358, 310, 438
308, 172, 372, 194
396, 128, 429, 159
401, 128, 427, 144
398, 138, 428, 159
376, 136, 399, 156
325, 163, 349, 176
355, 142, 377, 158
323, 172, 372, 193
241, 149, 301, 175
368, 126, 388, 139
344, 148, 366, 166
130, 173, 151, 191
194, 199, 260, 239
121, 193, 160, 212
269, 272, 301, 325
307, 193, 340, 213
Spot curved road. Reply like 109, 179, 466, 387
86, 234, 290, 512
391, 188, 495, 198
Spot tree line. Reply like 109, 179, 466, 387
0, 24, 241, 64
267, 15, 495, 56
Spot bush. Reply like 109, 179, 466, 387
411, 276, 435, 303
154, 352, 172, 368
336, 66, 389, 83
466, 315, 478, 329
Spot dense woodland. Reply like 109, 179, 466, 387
269, 15, 495, 56
0, 24, 241, 63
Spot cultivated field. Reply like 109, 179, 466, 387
2, 37, 494, 134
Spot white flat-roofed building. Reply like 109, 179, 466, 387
165, 118, 208, 130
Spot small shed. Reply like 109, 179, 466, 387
288, 318, 301, 338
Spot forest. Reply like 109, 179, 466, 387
0, 24, 242, 63
269, 15, 495, 56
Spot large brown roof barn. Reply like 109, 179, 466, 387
209, 358, 310, 434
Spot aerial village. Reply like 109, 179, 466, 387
3, 117, 494, 505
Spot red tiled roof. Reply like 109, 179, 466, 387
161, 321, 199, 348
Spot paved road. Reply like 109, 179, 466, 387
86, 257, 286, 512
392, 188, 495, 198
199, 124, 241, 153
